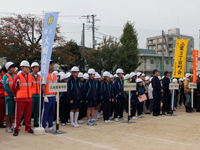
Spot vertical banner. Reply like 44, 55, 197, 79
193, 49, 199, 83
41, 12, 59, 77
173, 39, 188, 78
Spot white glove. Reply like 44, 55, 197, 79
44, 96, 49, 103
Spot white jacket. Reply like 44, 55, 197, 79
148, 83, 153, 99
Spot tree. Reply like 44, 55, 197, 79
119, 21, 141, 74
0, 14, 64, 66
52, 40, 85, 72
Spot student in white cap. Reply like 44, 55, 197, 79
184, 73, 192, 112
14, 67, 19, 75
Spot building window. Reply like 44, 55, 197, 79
151, 60, 154, 64
166, 60, 169, 65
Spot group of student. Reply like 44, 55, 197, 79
0, 59, 196, 136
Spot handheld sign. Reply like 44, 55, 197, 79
169, 83, 179, 89
189, 83, 197, 89
49, 83, 67, 92
124, 83, 136, 91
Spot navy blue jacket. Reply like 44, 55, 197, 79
152, 76, 162, 92
114, 77, 125, 99
101, 80, 111, 101
96, 80, 101, 103
162, 77, 170, 93
109, 81, 114, 99
131, 81, 138, 100
137, 83, 145, 96
85, 78, 98, 101
67, 76, 82, 101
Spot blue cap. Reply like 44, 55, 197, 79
152, 69, 159, 74
164, 71, 169, 76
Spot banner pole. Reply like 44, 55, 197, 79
191, 48, 193, 108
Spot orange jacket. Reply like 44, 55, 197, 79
16, 73, 32, 98
4, 73, 15, 97
31, 74, 40, 95
46, 73, 57, 95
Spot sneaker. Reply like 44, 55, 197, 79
109, 116, 114, 120
70, 123, 75, 127
61, 123, 66, 126
131, 116, 138, 120
92, 120, 97, 125
11, 127, 14, 131
141, 114, 145, 118
120, 117, 127, 120
5, 127, 13, 133
108, 120, 112, 123
104, 120, 109, 123
74, 123, 80, 128
0, 124, 6, 128
138, 115, 142, 118
87, 120, 93, 126
45, 127, 51, 132
66, 122, 70, 125
78, 120, 84, 124
49, 126, 56, 132
26, 128, 34, 134
114, 118, 119, 122
83, 117, 87, 120
13, 130, 18, 136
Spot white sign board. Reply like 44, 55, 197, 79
49, 83, 67, 92
189, 83, 197, 89
124, 83, 136, 91
169, 83, 179, 89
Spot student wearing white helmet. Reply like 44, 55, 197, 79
113, 68, 126, 121
14, 67, 19, 75
67, 66, 82, 127
101, 71, 113, 123
3, 62, 16, 133
148, 77, 154, 113
142, 73, 145, 81
144, 76, 150, 112
85, 68, 98, 126
109, 74, 115, 119
41, 60, 57, 132
77, 72, 85, 124
184, 73, 192, 112
12, 60, 34, 136
29, 62, 40, 127
124, 74, 130, 83
137, 72, 142, 78
59, 74, 70, 126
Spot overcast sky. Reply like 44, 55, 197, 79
1, 0, 200, 49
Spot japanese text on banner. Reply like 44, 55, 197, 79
41, 12, 59, 77
173, 39, 188, 78
193, 50, 199, 83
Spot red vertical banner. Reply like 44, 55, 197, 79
193, 49, 199, 83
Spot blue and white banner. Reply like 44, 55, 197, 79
41, 12, 59, 77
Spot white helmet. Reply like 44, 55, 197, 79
136, 78, 143, 83
185, 73, 192, 78
124, 74, 130, 80
95, 73, 101, 79
137, 72, 142, 77
5, 62, 14, 70
66, 72, 72, 78
15, 67, 18, 72
53, 71, 58, 76
31, 62, 39, 68
71, 66, 79, 72
103, 71, 110, 77
58, 72, 65, 76
142, 73, 145, 77
60, 74, 68, 81
78, 72, 84, 78
110, 74, 114, 78
116, 68, 124, 74
20, 60, 30, 67
145, 76, 150, 81
114, 74, 117, 78
88, 68, 96, 74
130, 72, 136, 78
158, 76, 161, 80
179, 78, 183, 81
83, 73, 89, 80
173, 78, 178, 83
17, 70, 22, 75
0, 66, 2, 70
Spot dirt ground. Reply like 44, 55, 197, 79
0, 106, 200, 150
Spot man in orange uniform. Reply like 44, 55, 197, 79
12, 60, 34, 136
30, 62, 40, 127
0, 67, 7, 128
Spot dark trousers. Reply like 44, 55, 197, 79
78, 102, 84, 120
153, 91, 161, 114
162, 91, 171, 112
103, 100, 111, 121
60, 100, 68, 123
82, 102, 87, 117
131, 99, 141, 117
149, 99, 154, 112
114, 98, 123, 118
145, 94, 150, 109
110, 101, 114, 117
196, 95, 200, 112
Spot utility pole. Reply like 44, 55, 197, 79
82, 23, 85, 50
162, 30, 164, 76
32, 18, 34, 58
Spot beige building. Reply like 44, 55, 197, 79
146, 28, 194, 56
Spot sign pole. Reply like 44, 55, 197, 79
128, 90, 131, 122
56, 92, 59, 132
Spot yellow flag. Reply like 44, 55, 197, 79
173, 39, 188, 78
